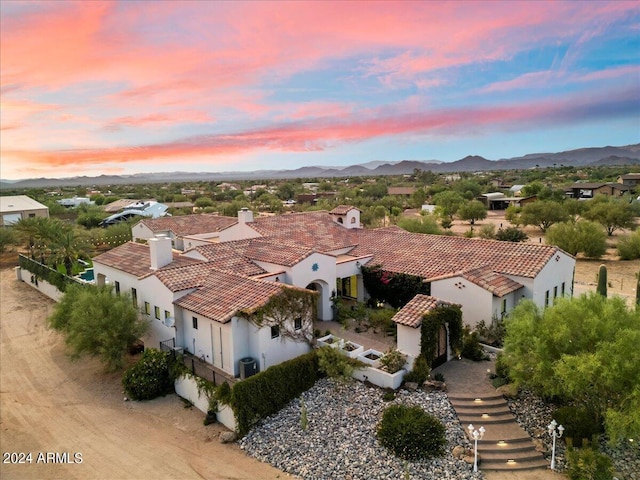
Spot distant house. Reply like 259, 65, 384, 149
388, 187, 416, 197
563, 182, 630, 199
99, 201, 169, 227
478, 192, 537, 210
617, 173, 640, 188
95, 205, 575, 376
57, 196, 93, 208
0, 195, 49, 226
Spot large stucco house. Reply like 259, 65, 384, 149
93, 206, 575, 377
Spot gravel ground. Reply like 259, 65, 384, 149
240, 378, 484, 480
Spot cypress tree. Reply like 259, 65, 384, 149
596, 264, 607, 297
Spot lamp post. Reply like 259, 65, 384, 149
548, 419, 564, 471
468, 424, 486, 472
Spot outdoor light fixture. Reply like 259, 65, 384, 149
355, 261, 361, 269
468, 424, 486, 473
548, 419, 564, 471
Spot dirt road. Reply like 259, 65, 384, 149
0, 268, 287, 480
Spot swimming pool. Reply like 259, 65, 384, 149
78, 268, 94, 282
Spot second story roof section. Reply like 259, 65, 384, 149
246, 210, 360, 254
135, 213, 238, 238
173, 270, 286, 324
92, 241, 200, 279
350, 228, 567, 280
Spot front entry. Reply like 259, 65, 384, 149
432, 324, 448, 368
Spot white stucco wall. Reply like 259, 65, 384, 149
529, 252, 575, 308
397, 324, 421, 359
17, 267, 64, 301
218, 222, 261, 242
174, 375, 237, 431
431, 277, 493, 328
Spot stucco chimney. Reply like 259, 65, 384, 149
149, 235, 173, 270
238, 207, 254, 224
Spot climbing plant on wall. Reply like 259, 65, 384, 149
419, 305, 463, 365
242, 287, 318, 344
361, 264, 430, 309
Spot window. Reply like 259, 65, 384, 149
561, 282, 565, 297
294, 317, 302, 330
28, 213, 36, 218
192, 316, 198, 330
131, 288, 138, 307
144, 302, 150, 315
155, 306, 161, 320
553, 286, 558, 298
545, 290, 550, 306
165, 310, 171, 319
271, 325, 280, 338
114, 281, 120, 295
501, 298, 507, 315
350, 216, 356, 224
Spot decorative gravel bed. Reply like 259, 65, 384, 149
507, 390, 640, 479
240, 378, 484, 480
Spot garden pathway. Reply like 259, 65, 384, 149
433, 359, 564, 479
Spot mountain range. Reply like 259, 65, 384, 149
2, 144, 639, 189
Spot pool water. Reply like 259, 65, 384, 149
78, 268, 94, 282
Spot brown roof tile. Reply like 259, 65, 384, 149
392, 294, 454, 328
92, 242, 200, 279
460, 267, 523, 297
329, 205, 361, 215
139, 213, 237, 236
174, 271, 283, 323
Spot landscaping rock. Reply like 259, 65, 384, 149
423, 380, 447, 392
452, 445, 466, 459
219, 431, 238, 444
403, 382, 418, 391
496, 383, 518, 398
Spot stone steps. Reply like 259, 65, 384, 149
448, 393, 549, 472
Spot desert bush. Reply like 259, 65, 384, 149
495, 226, 528, 242
404, 356, 430, 384
554, 406, 602, 447
379, 347, 407, 374
566, 445, 614, 480
617, 229, 640, 260
377, 404, 446, 460
461, 329, 485, 361
122, 349, 173, 400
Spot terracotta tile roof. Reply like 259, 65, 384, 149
154, 262, 222, 292
92, 242, 200, 279
329, 205, 360, 215
388, 187, 416, 195
193, 240, 267, 276
350, 229, 562, 279
174, 270, 283, 323
392, 294, 454, 328
138, 213, 237, 236
248, 211, 358, 253
460, 267, 524, 297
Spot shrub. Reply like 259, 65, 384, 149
433, 372, 445, 383
554, 406, 602, 447
122, 349, 173, 400
380, 347, 407, 374
494, 353, 510, 382
377, 404, 446, 460
495, 227, 528, 242
461, 329, 485, 361
382, 389, 396, 401
566, 446, 614, 480
317, 346, 360, 379
230, 350, 320, 436
404, 356, 430, 384
617, 229, 640, 260
479, 223, 496, 239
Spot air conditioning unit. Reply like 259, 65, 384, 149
239, 357, 258, 380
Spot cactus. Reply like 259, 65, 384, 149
596, 264, 607, 297
636, 272, 639, 307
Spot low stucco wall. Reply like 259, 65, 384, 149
16, 267, 64, 302
174, 375, 237, 432
353, 366, 406, 390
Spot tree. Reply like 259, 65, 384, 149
583, 197, 634, 236
502, 294, 640, 444
457, 199, 487, 225
546, 220, 607, 258
504, 205, 522, 226
519, 200, 569, 233
520, 181, 545, 197
48, 284, 147, 371
432, 191, 464, 220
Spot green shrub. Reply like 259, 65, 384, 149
617, 229, 640, 260
404, 356, 430, 384
377, 404, 446, 460
554, 406, 602, 447
433, 372, 445, 383
494, 352, 510, 382
461, 330, 485, 361
230, 350, 320, 436
495, 227, 528, 242
566, 446, 614, 480
317, 346, 360, 379
382, 389, 396, 401
380, 347, 407, 374
122, 349, 173, 400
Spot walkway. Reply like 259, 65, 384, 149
433, 359, 560, 478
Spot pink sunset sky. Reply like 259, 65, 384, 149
1, 0, 639, 180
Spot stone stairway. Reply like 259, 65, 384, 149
448, 393, 548, 471
432, 359, 551, 474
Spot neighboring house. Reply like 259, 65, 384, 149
57, 196, 93, 208
564, 182, 630, 199
388, 186, 416, 197
0, 195, 49, 226
94, 205, 575, 375
478, 192, 537, 210
100, 201, 169, 227
617, 173, 640, 188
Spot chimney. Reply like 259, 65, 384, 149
238, 207, 254, 224
149, 236, 173, 270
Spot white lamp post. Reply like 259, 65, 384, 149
547, 419, 564, 471
468, 423, 486, 472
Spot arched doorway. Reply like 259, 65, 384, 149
305, 281, 331, 321
432, 324, 448, 368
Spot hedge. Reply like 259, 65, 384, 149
230, 350, 321, 436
